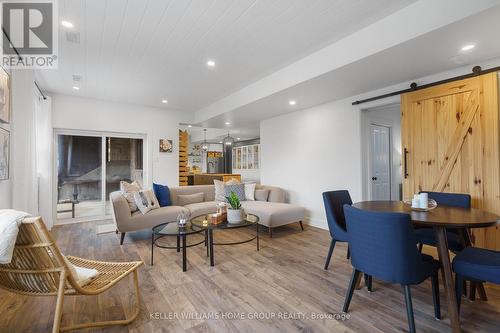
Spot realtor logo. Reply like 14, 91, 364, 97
1, 0, 58, 69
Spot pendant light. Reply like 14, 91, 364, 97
201, 129, 209, 151
222, 130, 235, 146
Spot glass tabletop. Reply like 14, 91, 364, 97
152, 221, 205, 236
191, 213, 259, 230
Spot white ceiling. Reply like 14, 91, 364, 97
37, 0, 416, 111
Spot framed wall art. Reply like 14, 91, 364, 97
159, 139, 173, 153
0, 127, 10, 180
0, 67, 11, 124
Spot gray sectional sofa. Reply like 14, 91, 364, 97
110, 184, 305, 244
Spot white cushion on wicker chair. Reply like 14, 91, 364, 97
0, 209, 31, 264
64, 256, 98, 286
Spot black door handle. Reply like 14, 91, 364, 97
371, 177, 378, 181
404, 148, 409, 179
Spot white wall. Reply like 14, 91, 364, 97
51, 94, 189, 188
261, 98, 363, 228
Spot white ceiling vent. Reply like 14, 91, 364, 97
65, 31, 80, 44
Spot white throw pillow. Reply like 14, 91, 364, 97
120, 181, 142, 212
0, 210, 31, 264
64, 256, 98, 286
134, 189, 160, 215
244, 183, 256, 201
214, 180, 226, 202
214, 178, 240, 202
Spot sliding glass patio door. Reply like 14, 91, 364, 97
104, 136, 144, 216
55, 131, 145, 222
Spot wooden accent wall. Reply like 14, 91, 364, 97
179, 130, 188, 186
401, 73, 500, 249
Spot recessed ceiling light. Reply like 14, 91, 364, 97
61, 20, 74, 29
225, 121, 231, 125
188, 125, 192, 128
461, 44, 475, 51
207, 60, 216, 67
218, 141, 223, 144
161, 99, 168, 104
72, 86, 80, 90
237, 138, 241, 140
289, 100, 296, 106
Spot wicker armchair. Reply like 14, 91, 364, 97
0, 217, 143, 333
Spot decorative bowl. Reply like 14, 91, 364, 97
403, 199, 438, 212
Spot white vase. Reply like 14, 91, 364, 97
227, 208, 243, 223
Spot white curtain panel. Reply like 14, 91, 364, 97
11, 70, 37, 215
35, 95, 53, 229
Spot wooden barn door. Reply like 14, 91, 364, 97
401, 73, 500, 249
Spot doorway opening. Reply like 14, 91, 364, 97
54, 130, 146, 223
361, 103, 402, 201
179, 124, 261, 185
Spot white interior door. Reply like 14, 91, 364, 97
370, 124, 391, 200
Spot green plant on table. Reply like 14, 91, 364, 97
225, 191, 241, 209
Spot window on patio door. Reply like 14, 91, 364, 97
104, 137, 144, 216
56, 132, 144, 222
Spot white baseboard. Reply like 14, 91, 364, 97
303, 217, 328, 230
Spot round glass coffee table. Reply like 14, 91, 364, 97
151, 221, 206, 272
191, 213, 260, 267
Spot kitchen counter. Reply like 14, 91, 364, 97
187, 173, 241, 185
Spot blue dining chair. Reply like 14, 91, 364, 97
453, 247, 500, 313
342, 205, 441, 333
322, 191, 352, 270
415, 191, 471, 253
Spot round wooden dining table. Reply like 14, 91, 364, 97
352, 201, 500, 333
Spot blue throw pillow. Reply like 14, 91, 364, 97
153, 183, 171, 207
224, 184, 246, 202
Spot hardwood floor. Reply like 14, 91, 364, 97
1, 221, 499, 333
